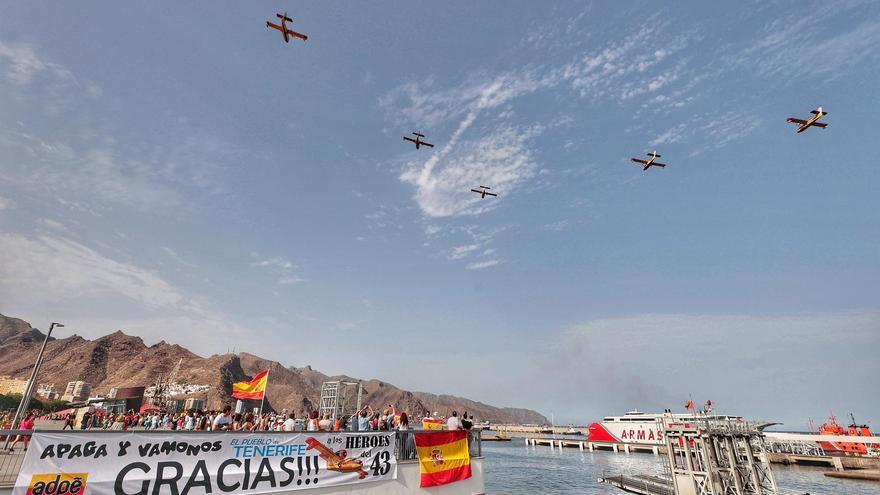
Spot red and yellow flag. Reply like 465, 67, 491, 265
413, 430, 471, 487
422, 418, 444, 431
232, 370, 268, 400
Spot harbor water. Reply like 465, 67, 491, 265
482, 439, 878, 495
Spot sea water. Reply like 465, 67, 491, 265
482, 440, 878, 495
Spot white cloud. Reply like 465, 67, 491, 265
0, 196, 14, 210
0, 234, 188, 309
0, 233, 250, 355
465, 259, 501, 270
401, 124, 541, 218
251, 256, 306, 286
160, 246, 196, 268
729, 4, 880, 82
0, 42, 233, 216
0, 41, 74, 86
251, 257, 294, 270
648, 123, 688, 147
543, 220, 569, 232
449, 244, 480, 260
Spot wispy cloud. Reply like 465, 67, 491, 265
543, 220, 570, 232
0, 41, 74, 86
449, 244, 480, 260
401, 124, 542, 218
385, 15, 704, 222
160, 246, 196, 269
0, 195, 14, 210
250, 255, 305, 285
0, 42, 235, 216
648, 123, 689, 147
465, 259, 501, 270
0, 234, 193, 310
727, 3, 880, 82
251, 256, 294, 270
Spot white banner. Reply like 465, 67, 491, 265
14, 431, 397, 495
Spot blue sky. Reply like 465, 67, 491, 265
0, 1, 878, 427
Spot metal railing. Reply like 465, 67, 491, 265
0, 428, 482, 487
394, 429, 482, 461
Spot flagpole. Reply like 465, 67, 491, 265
258, 370, 269, 416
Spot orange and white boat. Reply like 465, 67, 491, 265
816, 414, 879, 457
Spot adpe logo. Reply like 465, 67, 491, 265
26, 473, 88, 495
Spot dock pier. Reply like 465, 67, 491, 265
523, 436, 661, 455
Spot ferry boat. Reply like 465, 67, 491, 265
587, 410, 744, 445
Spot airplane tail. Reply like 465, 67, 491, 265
277, 13, 293, 22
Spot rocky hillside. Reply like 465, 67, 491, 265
0, 314, 547, 424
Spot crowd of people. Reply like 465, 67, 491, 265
0, 403, 477, 454
43, 404, 477, 434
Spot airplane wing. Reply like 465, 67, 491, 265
403, 136, 416, 143
471, 189, 482, 194
305, 438, 342, 463
630, 158, 649, 164
420, 142, 434, 148
652, 163, 666, 168
485, 192, 498, 196
267, 22, 284, 32
285, 29, 308, 41
811, 122, 828, 128
786, 118, 807, 125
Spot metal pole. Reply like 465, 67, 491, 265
4, 322, 62, 449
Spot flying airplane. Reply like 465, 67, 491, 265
403, 132, 434, 149
786, 107, 828, 133
629, 151, 666, 171
266, 13, 308, 43
304, 437, 368, 479
471, 186, 497, 198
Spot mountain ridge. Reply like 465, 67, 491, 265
0, 314, 548, 424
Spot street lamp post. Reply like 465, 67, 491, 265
3, 322, 63, 449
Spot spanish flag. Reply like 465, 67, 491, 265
232, 370, 268, 400
413, 430, 471, 487
422, 418, 444, 431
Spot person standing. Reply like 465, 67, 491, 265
461, 412, 473, 431
446, 411, 462, 431
212, 406, 233, 431
8, 413, 35, 453
318, 413, 333, 431
307, 411, 320, 431
62, 412, 75, 430
282, 413, 296, 432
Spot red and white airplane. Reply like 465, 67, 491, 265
787, 107, 828, 133
470, 186, 497, 198
403, 132, 434, 149
266, 13, 308, 43
630, 151, 666, 171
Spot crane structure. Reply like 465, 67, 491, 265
318, 380, 364, 420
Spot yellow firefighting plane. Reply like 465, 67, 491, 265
629, 151, 666, 171
304, 437, 368, 479
471, 186, 497, 198
403, 132, 434, 149
266, 13, 308, 43
786, 107, 828, 133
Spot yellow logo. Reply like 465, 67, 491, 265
26, 473, 88, 495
